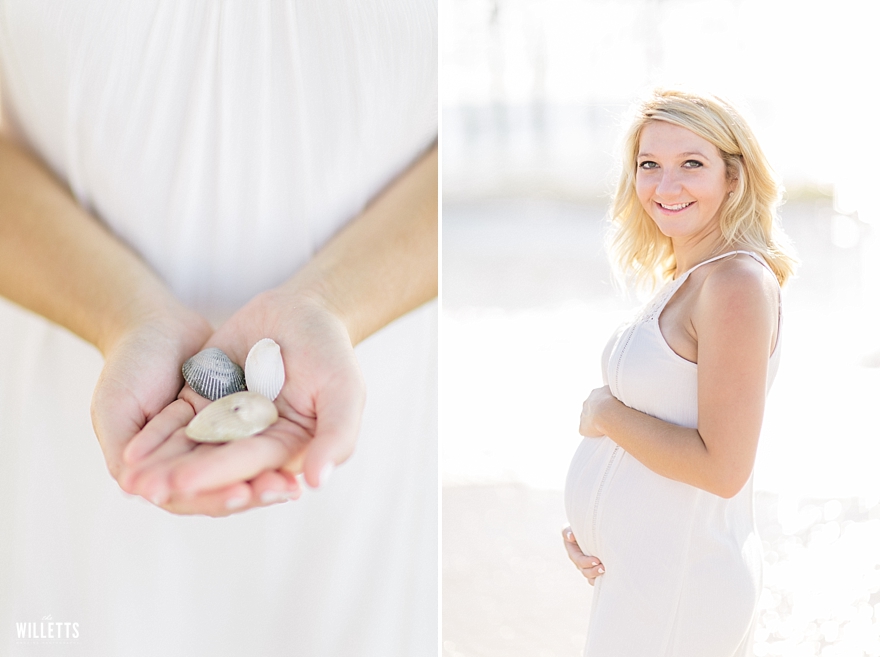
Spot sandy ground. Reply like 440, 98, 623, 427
442, 486, 591, 657
443, 486, 880, 657
441, 198, 880, 656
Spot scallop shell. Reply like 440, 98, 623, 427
182, 347, 247, 401
245, 338, 285, 401
185, 391, 279, 443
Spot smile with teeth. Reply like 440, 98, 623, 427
657, 201, 694, 211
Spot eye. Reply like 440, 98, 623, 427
638, 160, 658, 170
683, 160, 703, 168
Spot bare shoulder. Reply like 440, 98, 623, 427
694, 254, 778, 329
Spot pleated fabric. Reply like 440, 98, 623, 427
0, 2, 437, 656
565, 251, 781, 657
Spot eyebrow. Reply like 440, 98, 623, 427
637, 151, 709, 159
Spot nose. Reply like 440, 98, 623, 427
655, 168, 682, 198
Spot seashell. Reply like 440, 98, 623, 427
245, 338, 285, 401
185, 391, 279, 443
182, 347, 247, 401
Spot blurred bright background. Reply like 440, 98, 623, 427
441, 1, 880, 656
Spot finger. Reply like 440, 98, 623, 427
178, 384, 215, 412
573, 552, 603, 570
277, 468, 302, 490
273, 396, 317, 434
565, 543, 599, 570
574, 552, 602, 569
123, 399, 195, 464
159, 481, 255, 517
123, 430, 206, 503
118, 424, 200, 495
159, 472, 301, 517
91, 380, 149, 479
300, 376, 365, 489
250, 470, 301, 505
168, 420, 309, 494
562, 533, 603, 570
561, 528, 584, 556
579, 563, 606, 579
587, 577, 596, 586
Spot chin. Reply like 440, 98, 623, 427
651, 221, 689, 239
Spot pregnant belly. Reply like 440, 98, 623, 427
564, 440, 762, 638
563, 437, 622, 558
564, 439, 708, 563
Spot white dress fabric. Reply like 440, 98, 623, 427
565, 251, 781, 657
0, 2, 437, 656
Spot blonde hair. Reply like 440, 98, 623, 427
608, 88, 797, 290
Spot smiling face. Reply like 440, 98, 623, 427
635, 120, 734, 243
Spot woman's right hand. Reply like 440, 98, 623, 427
562, 526, 605, 586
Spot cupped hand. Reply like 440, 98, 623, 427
562, 526, 605, 586
91, 305, 210, 481
579, 385, 616, 438
92, 305, 299, 516
119, 287, 365, 509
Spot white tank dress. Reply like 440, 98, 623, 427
0, 2, 437, 656
564, 251, 780, 657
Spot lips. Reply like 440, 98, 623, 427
655, 201, 694, 213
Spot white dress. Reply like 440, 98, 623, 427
0, 2, 437, 656
565, 251, 780, 657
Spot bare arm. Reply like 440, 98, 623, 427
0, 135, 260, 513
278, 142, 438, 345
581, 261, 778, 498
0, 137, 197, 355
250, 142, 439, 484
0, 128, 438, 514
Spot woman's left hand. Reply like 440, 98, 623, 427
579, 385, 616, 437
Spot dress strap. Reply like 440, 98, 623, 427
677, 248, 781, 308
646, 250, 777, 322
675, 250, 757, 281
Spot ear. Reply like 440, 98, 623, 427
725, 158, 742, 194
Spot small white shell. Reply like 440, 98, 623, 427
245, 338, 285, 401
185, 391, 279, 443
182, 348, 246, 401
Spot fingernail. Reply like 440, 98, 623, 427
597, 567, 605, 574
150, 493, 165, 506
226, 497, 248, 510
260, 490, 288, 504
318, 463, 335, 488
591, 561, 598, 566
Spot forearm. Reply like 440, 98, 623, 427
595, 396, 742, 497
278, 143, 438, 345
0, 138, 184, 355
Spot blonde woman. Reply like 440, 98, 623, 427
562, 89, 796, 656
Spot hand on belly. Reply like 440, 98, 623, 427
563, 526, 605, 586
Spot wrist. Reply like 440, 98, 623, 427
594, 393, 619, 437
96, 293, 208, 358
273, 276, 359, 346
